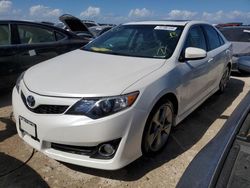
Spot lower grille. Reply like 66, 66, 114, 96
33, 105, 69, 114
51, 143, 97, 156
21, 91, 69, 114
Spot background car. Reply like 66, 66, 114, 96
219, 26, 250, 73
58, 14, 95, 40
0, 20, 91, 90
81, 20, 99, 28
177, 91, 250, 188
88, 25, 114, 37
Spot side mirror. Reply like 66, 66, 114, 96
185, 47, 207, 60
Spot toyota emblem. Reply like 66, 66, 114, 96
27, 95, 35, 108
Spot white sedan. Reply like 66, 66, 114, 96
12, 20, 232, 170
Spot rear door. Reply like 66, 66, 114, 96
0, 23, 19, 89
202, 25, 228, 87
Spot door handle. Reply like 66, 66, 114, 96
208, 58, 214, 63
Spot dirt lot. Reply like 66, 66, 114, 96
0, 73, 249, 188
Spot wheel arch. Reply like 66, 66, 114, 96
149, 92, 179, 120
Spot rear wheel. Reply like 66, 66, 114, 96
142, 99, 174, 155
218, 67, 230, 93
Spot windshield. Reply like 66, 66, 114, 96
82, 25, 183, 59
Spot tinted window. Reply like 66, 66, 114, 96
185, 26, 207, 50
219, 28, 250, 42
218, 34, 225, 45
55, 32, 66, 41
0, 24, 10, 45
18, 25, 56, 44
203, 25, 221, 50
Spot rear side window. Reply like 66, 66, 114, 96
17, 25, 56, 44
203, 25, 221, 51
220, 28, 250, 42
0, 24, 10, 45
185, 26, 207, 51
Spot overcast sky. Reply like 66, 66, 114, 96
0, 0, 249, 24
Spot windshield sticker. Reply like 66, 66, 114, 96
91, 47, 112, 52
154, 26, 177, 31
243, 29, 250, 33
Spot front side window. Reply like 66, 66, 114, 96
203, 25, 221, 50
83, 25, 183, 59
17, 25, 56, 44
185, 26, 207, 50
0, 24, 10, 45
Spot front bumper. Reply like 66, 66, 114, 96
12, 84, 147, 170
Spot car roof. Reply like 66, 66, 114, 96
219, 26, 250, 29
0, 19, 75, 34
0, 20, 58, 28
123, 20, 209, 26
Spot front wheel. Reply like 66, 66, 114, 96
218, 67, 230, 94
142, 99, 174, 156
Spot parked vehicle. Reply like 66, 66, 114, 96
12, 21, 232, 170
0, 20, 91, 90
177, 91, 250, 188
59, 14, 94, 40
219, 26, 250, 73
82, 20, 99, 28
88, 25, 113, 37
98, 23, 116, 27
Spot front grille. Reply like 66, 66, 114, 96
21, 91, 69, 114
51, 143, 97, 156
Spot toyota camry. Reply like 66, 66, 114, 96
12, 20, 232, 170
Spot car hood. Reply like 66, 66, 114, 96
24, 50, 165, 97
59, 14, 94, 37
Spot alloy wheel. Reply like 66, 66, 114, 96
145, 102, 173, 153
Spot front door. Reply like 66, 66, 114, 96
178, 25, 213, 115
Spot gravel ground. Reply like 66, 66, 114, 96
0, 73, 249, 188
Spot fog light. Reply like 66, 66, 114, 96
98, 144, 115, 157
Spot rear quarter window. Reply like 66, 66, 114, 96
55, 32, 66, 41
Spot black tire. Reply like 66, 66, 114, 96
218, 67, 230, 94
141, 99, 174, 156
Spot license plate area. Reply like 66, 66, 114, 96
19, 116, 39, 141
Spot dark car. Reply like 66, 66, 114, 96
0, 20, 91, 90
219, 26, 250, 73
177, 92, 250, 188
59, 14, 95, 40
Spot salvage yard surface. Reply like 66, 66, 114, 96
0, 73, 250, 188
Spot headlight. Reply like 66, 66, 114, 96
16, 72, 25, 93
66, 91, 139, 119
